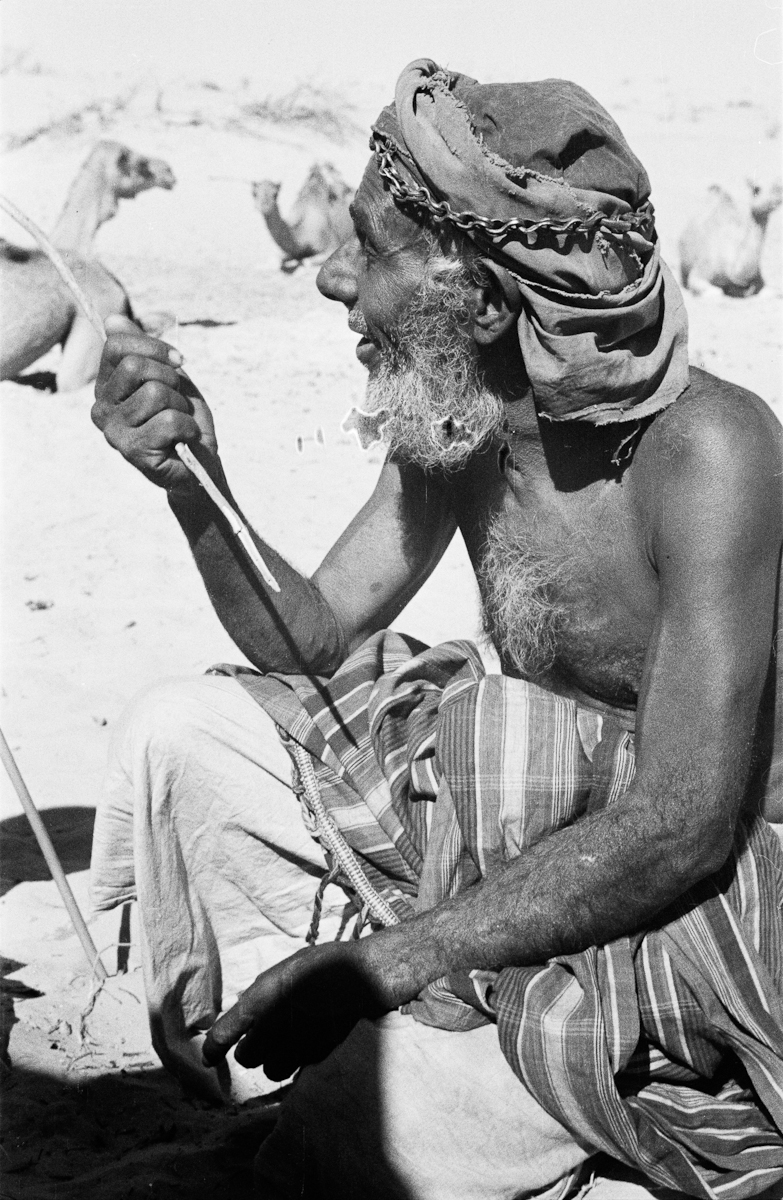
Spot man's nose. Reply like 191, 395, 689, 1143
316, 237, 359, 307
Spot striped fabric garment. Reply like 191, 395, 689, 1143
215, 629, 783, 1198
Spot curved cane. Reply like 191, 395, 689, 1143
0, 728, 108, 981
0, 192, 280, 591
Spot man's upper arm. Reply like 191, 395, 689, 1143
633, 394, 782, 880
313, 457, 457, 654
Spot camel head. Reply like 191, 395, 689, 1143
90, 141, 175, 198
74, 141, 176, 229
251, 180, 282, 216
47, 141, 176, 254
747, 178, 783, 222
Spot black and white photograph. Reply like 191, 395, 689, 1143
1, 1, 781, 1196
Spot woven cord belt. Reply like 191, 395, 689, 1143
289, 742, 400, 931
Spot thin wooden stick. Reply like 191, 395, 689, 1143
0, 727, 108, 982
0, 193, 280, 592
172, 443, 281, 590
0, 194, 107, 332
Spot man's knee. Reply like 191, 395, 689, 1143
105, 673, 298, 847
117, 675, 217, 746
110, 674, 254, 778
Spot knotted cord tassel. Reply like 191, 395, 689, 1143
306, 857, 342, 946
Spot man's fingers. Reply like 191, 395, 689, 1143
200, 1029, 228, 1066
221, 1005, 297, 1075
102, 407, 201, 459
201, 987, 266, 1065
201, 964, 293, 1068
245, 1043, 299, 1081
101, 355, 183, 410
232, 1017, 278, 1069
96, 327, 182, 393
99, 330, 180, 381
202, 1009, 253, 1066
134, 408, 201, 449
104, 313, 138, 337
121, 382, 193, 428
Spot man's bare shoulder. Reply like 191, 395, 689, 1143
631, 367, 782, 526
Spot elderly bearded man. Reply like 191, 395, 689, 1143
90, 61, 783, 1199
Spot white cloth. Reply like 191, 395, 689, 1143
255, 1012, 591, 1200
90, 674, 594, 1195
91, 674, 353, 1099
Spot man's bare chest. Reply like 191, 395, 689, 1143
451, 439, 659, 706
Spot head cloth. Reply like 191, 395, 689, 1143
371, 59, 689, 423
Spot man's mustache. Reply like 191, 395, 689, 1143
348, 309, 370, 337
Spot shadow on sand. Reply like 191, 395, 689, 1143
1, 1060, 279, 1200
0, 807, 96, 897
8, 371, 57, 391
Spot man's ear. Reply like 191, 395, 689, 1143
471, 259, 522, 346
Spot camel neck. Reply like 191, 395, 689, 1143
262, 203, 304, 260
51, 166, 117, 256
751, 210, 772, 234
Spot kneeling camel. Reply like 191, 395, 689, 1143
252, 162, 354, 273
678, 179, 782, 298
1, 141, 175, 391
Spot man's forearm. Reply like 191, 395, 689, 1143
167, 469, 346, 675
356, 791, 731, 1011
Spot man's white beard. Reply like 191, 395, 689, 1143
355, 262, 568, 675
363, 266, 505, 472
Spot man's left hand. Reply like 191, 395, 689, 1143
201, 941, 388, 1080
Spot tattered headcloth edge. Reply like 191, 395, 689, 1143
371, 59, 690, 425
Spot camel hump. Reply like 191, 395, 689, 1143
0, 251, 128, 382
299, 161, 353, 205
678, 179, 781, 296
290, 161, 355, 249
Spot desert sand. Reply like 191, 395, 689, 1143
0, 43, 781, 1200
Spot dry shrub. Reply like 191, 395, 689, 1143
240, 83, 362, 143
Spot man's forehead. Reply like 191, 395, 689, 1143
351, 156, 428, 247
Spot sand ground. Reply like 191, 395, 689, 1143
0, 65, 781, 1197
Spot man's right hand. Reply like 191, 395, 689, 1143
92, 314, 219, 493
